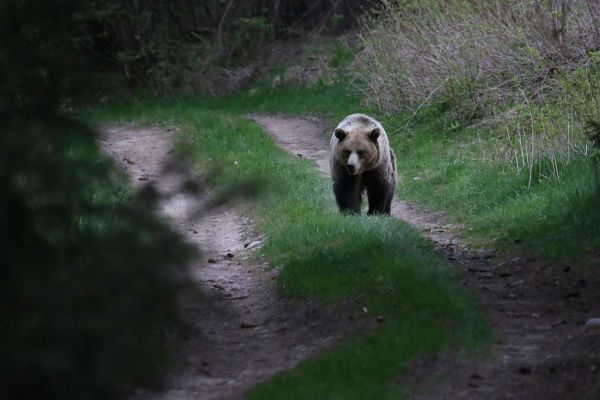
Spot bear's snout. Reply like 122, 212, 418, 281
346, 152, 361, 175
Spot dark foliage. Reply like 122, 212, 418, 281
1, 1, 194, 398
72, 0, 379, 85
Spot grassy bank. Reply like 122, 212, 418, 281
393, 115, 600, 260
91, 93, 489, 398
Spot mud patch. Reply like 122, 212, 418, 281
251, 115, 600, 400
101, 125, 368, 400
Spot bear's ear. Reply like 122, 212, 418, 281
334, 128, 347, 141
369, 128, 380, 142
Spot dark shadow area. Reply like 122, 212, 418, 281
0, 2, 197, 398
0, 112, 199, 400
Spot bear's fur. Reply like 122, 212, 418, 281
329, 114, 397, 215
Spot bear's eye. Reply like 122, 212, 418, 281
357, 150, 364, 157
343, 150, 351, 157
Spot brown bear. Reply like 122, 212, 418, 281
329, 114, 396, 215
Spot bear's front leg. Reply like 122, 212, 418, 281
333, 173, 362, 214
366, 174, 394, 215
367, 190, 393, 215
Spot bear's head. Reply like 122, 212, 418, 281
334, 126, 380, 176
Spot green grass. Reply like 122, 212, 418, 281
250, 317, 461, 400
392, 115, 600, 260
90, 89, 489, 399
91, 80, 360, 123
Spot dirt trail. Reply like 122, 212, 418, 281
251, 115, 600, 400
101, 126, 366, 400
